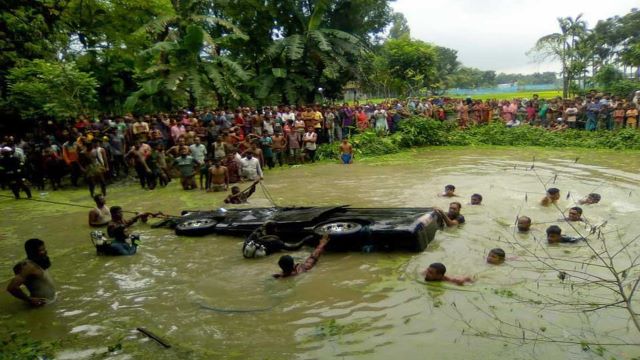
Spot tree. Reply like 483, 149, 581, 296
262, 0, 369, 103
7, 59, 98, 121
381, 37, 438, 96
529, 14, 587, 98
0, 0, 69, 101
125, 0, 249, 112
388, 12, 410, 40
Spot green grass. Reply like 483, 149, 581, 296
449, 89, 562, 100
349, 90, 563, 104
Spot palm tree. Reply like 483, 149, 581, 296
529, 14, 587, 98
125, 0, 249, 111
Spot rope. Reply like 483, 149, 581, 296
258, 181, 278, 207
0, 193, 161, 216
195, 301, 278, 313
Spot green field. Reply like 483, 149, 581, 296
352, 90, 563, 104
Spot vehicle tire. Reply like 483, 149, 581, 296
175, 218, 218, 236
313, 220, 364, 236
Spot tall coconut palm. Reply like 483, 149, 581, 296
529, 14, 587, 97
125, 0, 249, 111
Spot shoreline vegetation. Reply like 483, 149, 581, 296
318, 118, 640, 160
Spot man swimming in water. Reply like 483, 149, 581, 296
565, 206, 584, 222
435, 202, 465, 227
517, 216, 532, 232
273, 234, 330, 278
578, 193, 601, 205
486, 248, 505, 265
546, 225, 583, 244
470, 193, 483, 205
439, 184, 457, 197
422, 262, 473, 286
541, 188, 560, 207
89, 194, 111, 227
7, 239, 56, 306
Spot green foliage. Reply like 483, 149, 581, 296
7, 59, 98, 121
594, 64, 623, 89
607, 79, 640, 100
0, 329, 58, 360
318, 117, 640, 160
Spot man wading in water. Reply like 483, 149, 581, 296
7, 239, 56, 306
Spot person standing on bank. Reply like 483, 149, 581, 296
7, 239, 56, 306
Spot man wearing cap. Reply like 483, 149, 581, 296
0, 146, 31, 199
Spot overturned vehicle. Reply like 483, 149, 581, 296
157, 206, 441, 252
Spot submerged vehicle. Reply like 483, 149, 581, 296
158, 206, 441, 252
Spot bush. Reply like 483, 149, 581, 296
317, 117, 640, 160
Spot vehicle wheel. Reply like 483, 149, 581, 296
313, 220, 363, 236
175, 218, 218, 236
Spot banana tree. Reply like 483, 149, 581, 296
126, 0, 249, 112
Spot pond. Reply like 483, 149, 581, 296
1, 147, 639, 359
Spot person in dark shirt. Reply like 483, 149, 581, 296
435, 202, 465, 227
0, 147, 31, 199
273, 234, 330, 278
546, 225, 583, 244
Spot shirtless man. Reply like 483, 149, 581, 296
208, 160, 229, 192
422, 262, 473, 286
271, 132, 287, 167
273, 234, 330, 278
435, 202, 465, 227
517, 216, 532, 232
339, 138, 353, 164
7, 239, 56, 306
540, 188, 560, 207
89, 194, 111, 227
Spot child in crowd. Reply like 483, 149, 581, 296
626, 104, 638, 128
540, 187, 560, 207
486, 248, 505, 265
423, 262, 473, 286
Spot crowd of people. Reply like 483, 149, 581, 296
1, 90, 639, 199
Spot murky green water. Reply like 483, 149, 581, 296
1, 147, 640, 359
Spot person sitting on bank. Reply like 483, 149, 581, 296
565, 206, 584, 222
439, 184, 457, 197
105, 206, 150, 255
546, 225, 584, 244
224, 180, 259, 204
578, 193, 601, 205
243, 220, 311, 258
486, 248, 506, 265
273, 234, 330, 278
89, 194, 111, 227
470, 193, 483, 205
517, 216, 532, 232
422, 262, 473, 286
541, 188, 560, 207
7, 239, 56, 306
435, 202, 465, 227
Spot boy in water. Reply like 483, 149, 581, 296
540, 188, 560, 207
470, 193, 483, 205
422, 262, 473, 286
486, 248, 505, 265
